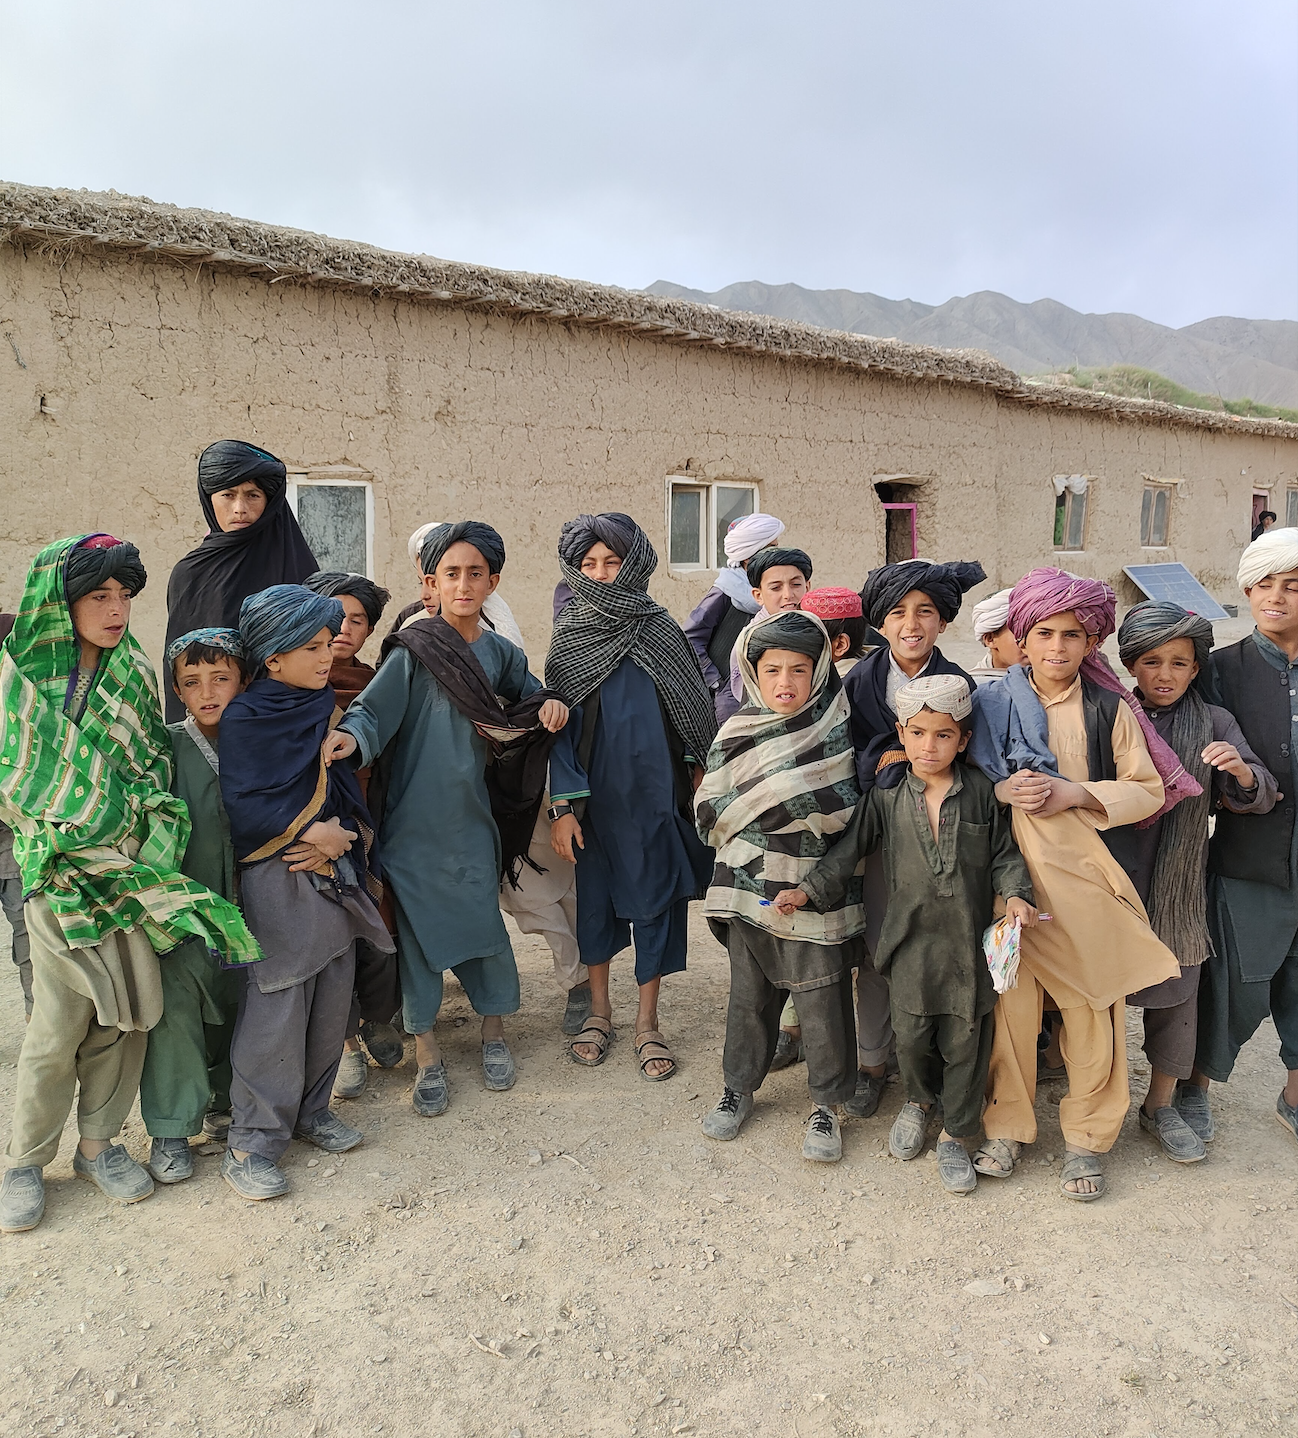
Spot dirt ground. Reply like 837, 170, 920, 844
1, 898, 1297, 1438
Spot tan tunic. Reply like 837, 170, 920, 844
1010, 676, 1180, 1011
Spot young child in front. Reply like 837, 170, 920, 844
776, 675, 1036, 1193
968, 569, 1194, 1200
219, 585, 393, 1201
325, 522, 567, 1117
695, 611, 863, 1163
140, 628, 252, 1183
722, 547, 815, 718
838, 557, 985, 1121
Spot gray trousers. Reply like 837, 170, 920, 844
1142, 965, 1202, 1081
1, 874, 32, 1016
721, 925, 856, 1108
892, 1008, 995, 1139
228, 946, 356, 1162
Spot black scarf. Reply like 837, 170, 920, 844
164, 442, 317, 720
842, 645, 973, 791
388, 617, 562, 886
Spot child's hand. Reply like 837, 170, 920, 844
537, 699, 569, 733
322, 730, 358, 766
299, 818, 356, 860
1202, 740, 1256, 788
282, 842, 335, 875
772, 888, 809, 915
1005, 897, 1039, 928
995, 770, 1053, 812
550, 813, 584, 863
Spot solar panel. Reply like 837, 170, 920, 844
1123, 563, 1230, 620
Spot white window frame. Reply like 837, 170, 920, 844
666, 477, 760, 571
1286, 490, 1298, 529
285, 471, 375, 577
1140, 482, 1174, 548
1052, 474, 1090, 553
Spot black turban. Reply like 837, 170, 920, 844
745, 547, 813, 587
197, 440, 287, 497
64, 535, 148, 604
303, 570, 392, 628
746, 611, 825, 663
419, 521, 507, 577
859, 558, 986, 628
1117, 600, 1214, 671
556, 513, 640, 567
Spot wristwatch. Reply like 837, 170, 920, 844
547, 802, 574, 823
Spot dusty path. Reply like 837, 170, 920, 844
1, 909, 1296, 1438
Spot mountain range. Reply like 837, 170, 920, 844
643, 280, 1298, 409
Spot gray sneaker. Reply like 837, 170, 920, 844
147, 1136, 195, 1184
482, 1040, 517, 1092
72, 1145, 154, 1203
802, 1107, 842, 1163
360, 1020, 404, 1068
413, 1062, 450, 1116
842, 1072, 886, 1119
935, 1138, 977, 1194
202, 1110, 232, 1141
332, 1047, 368, 1100
561, 984, 593, 1037
702, 1088, 753, 1141
0, 1166, 45, 1232
1139, 1105, 1206, 1163
1174, 1082, 1215, 1142
1276, 1090, 1298, 1145
222, 1149, 289, 1201
294, 1109, 363, 1153
888, 1101, 929, 1160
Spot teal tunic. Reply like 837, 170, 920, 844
339, 629, 540, 975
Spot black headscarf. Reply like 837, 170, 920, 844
744, 547, 813, 587
859, 559, 986, 628
419, 521, 507, 577
556, 512, 638, 567
164, 440, 318, 721
745, 611, 824, 663
64, 536, 148, 604
304, 571, 392, 628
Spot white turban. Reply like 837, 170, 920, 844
1238, 527, 1298, 592
723, 512, 786, 566
405, 519, 525, 649
971, 587, 1014, 638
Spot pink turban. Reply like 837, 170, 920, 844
801, 586, 863, 620
1006, 567, 1201, 822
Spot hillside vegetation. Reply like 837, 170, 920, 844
1036, 364, 1298, 423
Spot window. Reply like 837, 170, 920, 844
1052, 474, 1089, 551
667, 479, 757, 569
1140, 485, 1171, 547
1287, 490, 1298, 529
286, 471, 374, 575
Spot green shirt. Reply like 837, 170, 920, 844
168, 722, 237, 905
800, 763, 1032, 1020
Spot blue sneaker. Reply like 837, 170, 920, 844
221, 1150, 289, 1201
294, 1109, 363, 1153
1276, 1091, 1298, 1145
147, 1137, 195, 1184
73, 1145, 154, 1203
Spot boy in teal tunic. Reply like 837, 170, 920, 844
141, 629, 250, 1183
326, 522, 568, 1117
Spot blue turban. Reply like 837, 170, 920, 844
239, 584, 344, 667
419, 521, 507, 577
166, 626, 245, 668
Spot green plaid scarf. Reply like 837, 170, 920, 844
0, 536, 261, 965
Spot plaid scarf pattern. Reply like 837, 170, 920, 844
545, 521, 717, 762
0, 537, 261, 964
695, 611, 864, 944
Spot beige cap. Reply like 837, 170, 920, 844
895, 674, 973, 722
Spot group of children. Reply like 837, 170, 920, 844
2, 492, 1297, 1231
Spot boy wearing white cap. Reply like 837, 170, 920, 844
776, 674, 1037, 1193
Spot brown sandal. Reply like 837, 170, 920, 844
634, 1030, 678, 1082
568, 1015, 614, 1067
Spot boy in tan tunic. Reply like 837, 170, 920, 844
967, 569, 1198, 1200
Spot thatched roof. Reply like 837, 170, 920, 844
3, 181, 1295, 440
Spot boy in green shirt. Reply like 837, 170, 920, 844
140, 629, 250, 1182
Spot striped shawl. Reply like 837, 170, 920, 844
0, 537, 261, 964
695, 611, 865, 944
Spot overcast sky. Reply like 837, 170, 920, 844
3, 0, 1295, 328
